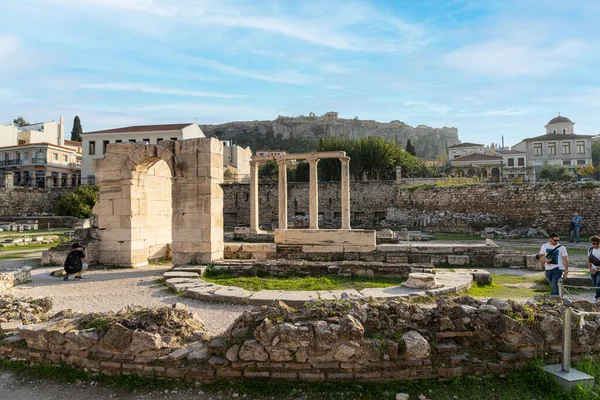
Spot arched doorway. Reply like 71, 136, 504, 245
491, 168, 500, 182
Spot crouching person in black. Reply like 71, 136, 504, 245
64, 243, 88, 281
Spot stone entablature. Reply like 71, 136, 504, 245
1, 297, 599, 383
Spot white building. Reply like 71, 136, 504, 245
221, 140, 252, 183
81, 123, 205, 182
0, 117, 82, 188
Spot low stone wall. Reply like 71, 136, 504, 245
0, 297, 598, 383
0, 266, 32, 292
224, 242, 533, 269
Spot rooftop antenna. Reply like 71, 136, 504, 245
502, 135, 504, 149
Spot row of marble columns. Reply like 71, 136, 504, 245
249, 156, 351, 232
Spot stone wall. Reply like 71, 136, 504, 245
396, 183, 600, 234
223, 181, 396, 227
1, 297, 597, 383
0, 188, 72, 217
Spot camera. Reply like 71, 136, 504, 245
535, 254, 541, 260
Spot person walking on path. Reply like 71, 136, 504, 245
588, 236, 600, 302
570, 212, 583, 243
63, 243, 88, 281
537, 232, 569, 295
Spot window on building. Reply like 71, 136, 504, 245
562, 142, 571, 154
548, 142, 556, 155
23, 152, 29, 161
103, 140, 109, 154
63, 155, 68, 163
170, 137, 177, 141
577, 160, 586, 165
518, 158, 524, 166
577, 141, 585, 154
563, 129, 566, 134
89, 141, 96, 155
563, 160, 571, 166
129, 139, 136, 143
534, 143, 542, 155
142, 138, 150, 144
115, 140, 122, 143
53, 153, 58, 161
553, 129, 557, 133
507, 158, 514, 166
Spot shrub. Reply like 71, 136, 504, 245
54, 185, 99, 219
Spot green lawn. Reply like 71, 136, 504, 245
0, 242, 60, 253
202, 272, 403, 291
466, 274, 549, 299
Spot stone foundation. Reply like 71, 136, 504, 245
0, 266, 32, 292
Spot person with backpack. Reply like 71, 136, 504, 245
536, 232, 569, 295
588, 236, 600, 302
64, 243, 88, 281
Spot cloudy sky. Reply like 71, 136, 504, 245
1, 0, 599, 148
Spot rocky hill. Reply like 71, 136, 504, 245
200, 114, 460, 159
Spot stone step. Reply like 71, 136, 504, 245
172, 265, 207, 275
163, 271, 199, 279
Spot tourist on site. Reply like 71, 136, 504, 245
63, 243, 88, 281
588, 236, 600, 302
569, 212, 583, 243
536, 232, 569, 295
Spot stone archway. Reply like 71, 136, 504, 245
491, 167, 500, 182
92, 139, 224, 267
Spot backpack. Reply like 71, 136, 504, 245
64, 251, 82, 273
589, 247, 600, 266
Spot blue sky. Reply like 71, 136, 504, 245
1, 0, 599, 149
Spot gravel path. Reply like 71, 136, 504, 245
5, 265, 252, 336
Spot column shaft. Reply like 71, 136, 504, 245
340, 156, 351, 229
308, 158, 319, 229
277, 160, 288, 230
249, 161, 260, 233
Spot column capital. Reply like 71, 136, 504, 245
307, 157, 320, 164
339, 156, 351, 163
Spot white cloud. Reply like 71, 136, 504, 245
80, 83, 246, 99
196, 58, 313, 85
443, 38, 588, 78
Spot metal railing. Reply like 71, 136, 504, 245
557, 279, 600, 373
0, 159, 22, 167
31, 157, 47, 164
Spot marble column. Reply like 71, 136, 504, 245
277, 159, 288, 230
308, 158, 320, 229
249, 161, 260, 233
340, 156, 351, 229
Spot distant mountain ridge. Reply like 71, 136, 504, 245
200, 114, 460, 159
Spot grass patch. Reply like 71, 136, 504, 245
467, 274, 549, 299
202, 271, 403, 291
0, 241, 61, 252
0, 253, 41, 261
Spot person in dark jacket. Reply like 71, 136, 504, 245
63, 243, 88, 281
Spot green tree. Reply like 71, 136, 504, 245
13, 116, 29, 127
538, 164, 573, 182
405, 139, 416, 156
71, 116, 83, 142
317, 136, 426, 181
258, 160, 279, 181
592, 138, 600, 167
55, 185, 99, 219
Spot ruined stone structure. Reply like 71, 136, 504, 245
249, 152, 375, 251
91, 139, 223, 267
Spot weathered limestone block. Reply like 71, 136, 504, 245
494, 253, 526, 267
130, 330, 163, 354
447, 255, 469, 265
239, 339, 269, 361
101, 323, 134, 353
339, 315, 364, 341
333, 343, 356, 361
402, 273, 443, 289
64, 329, 100, 350
402, 330, 430, 359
